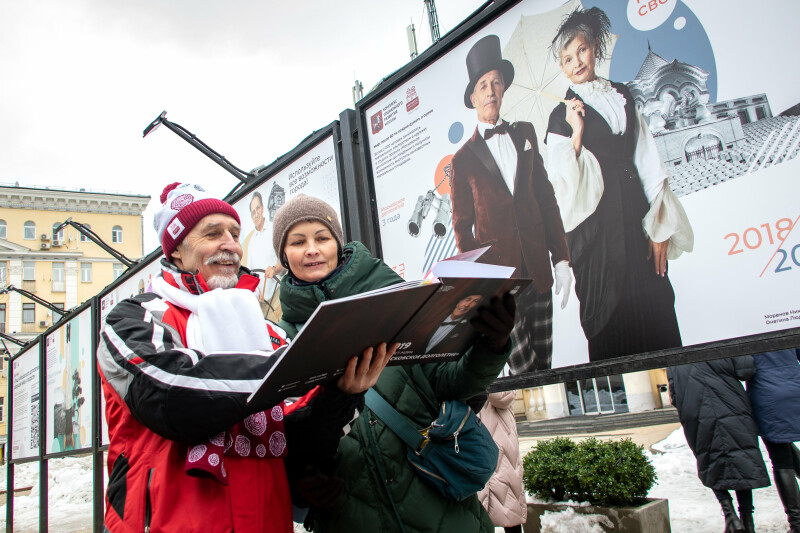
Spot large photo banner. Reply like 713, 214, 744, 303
11, 342, 41, 461
45, 307, 93, 454
363, 0, 800, 375
229, 134, 341, 322
99, 255, 163, 323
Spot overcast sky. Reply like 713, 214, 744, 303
1, 0, 485, 250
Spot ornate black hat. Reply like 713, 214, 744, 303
463, 34, 515, 109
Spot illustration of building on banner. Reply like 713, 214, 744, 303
626, 46, 800, 197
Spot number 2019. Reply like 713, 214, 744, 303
775, 244, 800, 272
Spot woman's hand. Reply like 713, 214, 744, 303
336, 342, 398, 394
565, 98, 585, 155
648, 239, 669, 277
471, 292, 517, 354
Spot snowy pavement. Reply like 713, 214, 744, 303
1, 429, 794, 532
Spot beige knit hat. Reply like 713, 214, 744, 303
272, 194, 344, 268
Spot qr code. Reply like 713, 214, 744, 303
30, 402, 40, 449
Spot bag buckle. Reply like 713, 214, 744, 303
415, 426, 432, 455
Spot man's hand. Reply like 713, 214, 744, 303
336, 342, 398, 394
471, 292, 516, 354
647, 239, 669, 277
553, 260, 573, 309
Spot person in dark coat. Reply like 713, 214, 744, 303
668, 356, 769, 533
747, 349, 800, 533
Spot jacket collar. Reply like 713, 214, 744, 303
278, 242, 403, 325
159, 258, 260, 295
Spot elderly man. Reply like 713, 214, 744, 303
97, 183, 393, 533
451, 34, 572, 373
242, 191, 285, 319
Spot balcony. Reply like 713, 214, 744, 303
52, 280, 65, 292
21, 280, 36, 292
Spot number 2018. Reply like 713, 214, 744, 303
725, 218, 794, 255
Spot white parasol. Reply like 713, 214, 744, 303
500, 0, 617, 157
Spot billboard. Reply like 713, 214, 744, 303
98, 252, 163, 323
360, 0, 800, 380
11, 342, 41, 461
45, 306, 93, 454
228, 133, 342, 322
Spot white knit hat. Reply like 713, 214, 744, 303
153, 182, 240, 257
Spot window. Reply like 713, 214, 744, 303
23, 221, 36, 240
52, 223, 64, 242
0, 262, 6, 285
0, 397, 4, 423
52, 302, 65, 321
22, 261, 35, 281
0, 303, 5, 334
0, 219, 6, 239
80, 262, 92, 283
112, 263, 125, 279
111, 225, 123, 243
52, 262, 65, 292
22, 303, 35, 323
79, 224, 91, 242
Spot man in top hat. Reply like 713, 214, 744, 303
96, 182, 394, 532
450, 34, 572, 373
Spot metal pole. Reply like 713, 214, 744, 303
143, 111, 251, 184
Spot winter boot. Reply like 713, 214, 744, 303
738, 504, 755, 533
774, 468, 800, 532
719, 498, 745, 533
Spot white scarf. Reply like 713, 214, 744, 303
152, 276, 272, 353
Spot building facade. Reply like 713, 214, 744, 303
517, 368, 672, 422
0, 185, 149, 340
0, 185, 149, 460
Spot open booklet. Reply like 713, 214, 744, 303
247, 252, 530, 407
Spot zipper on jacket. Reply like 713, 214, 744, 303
144, 468, 154, 533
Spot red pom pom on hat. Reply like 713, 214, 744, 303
160, 182, 182, 203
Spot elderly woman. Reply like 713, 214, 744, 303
272, 194, 516, 532
544, 7, 694, 361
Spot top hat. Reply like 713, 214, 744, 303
463, 34, 515, 109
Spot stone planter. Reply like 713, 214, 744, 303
524, 498, 670, 533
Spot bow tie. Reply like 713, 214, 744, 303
483, 122, 508, 140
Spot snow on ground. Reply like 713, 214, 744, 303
1, 430, 794, 532
0, 454, 95, 532
647, 429, 789, 533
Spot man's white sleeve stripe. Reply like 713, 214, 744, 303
104, 323, 265, 394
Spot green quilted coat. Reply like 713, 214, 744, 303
279, 241, 509, 532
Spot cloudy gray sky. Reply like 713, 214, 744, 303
1, 0, 484, 249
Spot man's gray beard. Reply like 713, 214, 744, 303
204, 251, 241, 290
206, 274, 238, 290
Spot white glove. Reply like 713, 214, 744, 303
553, 260, 573, 310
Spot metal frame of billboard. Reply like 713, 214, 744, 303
352, 0, 800, 390
6, 297, 98, 532
6, 339, 41, 532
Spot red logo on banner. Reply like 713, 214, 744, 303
406, 86, 419, 112
371, 111, 384, 134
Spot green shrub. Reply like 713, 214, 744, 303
522, 437, 657, 506
522, 436, 577, 501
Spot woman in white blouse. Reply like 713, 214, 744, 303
545, 7, 693, 361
